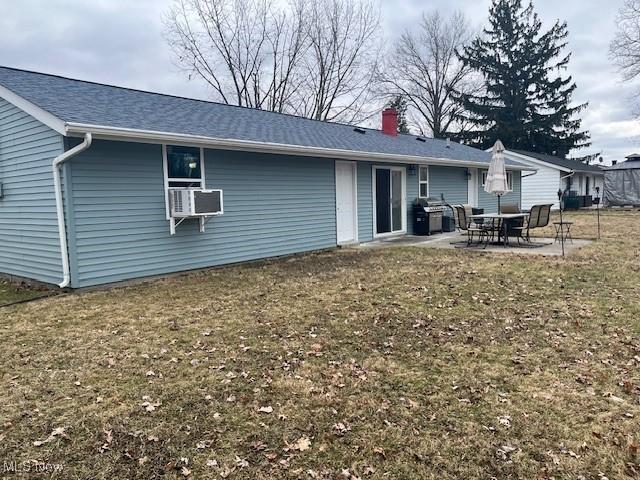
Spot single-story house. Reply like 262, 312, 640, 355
0, 66, 528, 288
603, 153, 640, 207
503, 149, 604, 210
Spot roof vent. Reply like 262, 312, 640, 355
353, 127, 366, 134
416, 137, 426, 143
446, 138, 451, 148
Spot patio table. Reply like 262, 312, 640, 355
470, 213, 530, 246
553, 221, 573, 244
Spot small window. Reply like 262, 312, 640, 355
419, 166, 429, 198
481, 170, 513, 191
163, 145, 205, 219
166, 145, 203, 186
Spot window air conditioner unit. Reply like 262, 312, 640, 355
169, 188, 224, 218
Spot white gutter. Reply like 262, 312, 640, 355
65, 122, 533, 171
53, 133, 92, 288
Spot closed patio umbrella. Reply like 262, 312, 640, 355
485, 140, 509, 212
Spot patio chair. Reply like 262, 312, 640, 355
500, 204, 525, 241
500, 204, 520, 214
516, 204, 553, 245
453, 205, 490, 248
462, 204, 485, 227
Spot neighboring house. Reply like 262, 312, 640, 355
0, 66, 528, 288
603, 154, 640, 207
503, 149, 604, 210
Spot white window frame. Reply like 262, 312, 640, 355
481, 169, 513, 192
418, 165, 429, 198
162, 145, 206, 220
372, 165, 407, 238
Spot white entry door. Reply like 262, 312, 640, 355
335, 161, 357, 244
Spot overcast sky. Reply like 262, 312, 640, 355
1, 0, 637, 163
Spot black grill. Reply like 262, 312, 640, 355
413, 197, 444, 235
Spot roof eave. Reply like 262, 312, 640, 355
572, 169, 604, 175
0, 84, 66, 135
503, 149, 572, 173
0, 82, 532, 170
504, 149, 603, 175
65, 122, 534, 171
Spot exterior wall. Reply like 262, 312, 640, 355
357, 162, 373, 242
594, 175, 604, 199
477, 170, 522, 212
406, 166, 419, 234
429, 165, 468, 204
0, 98, 64, 284
520, 163, 560, 210
63, 139, 499, 287
66, 140, 337, 287
573, 172, 603, 197
356, 163, 466, 239
356, 161, 418, 239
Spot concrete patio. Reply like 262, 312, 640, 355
357, 232, 592, 256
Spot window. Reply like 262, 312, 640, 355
481, 170, 513, 191
419, 166, 429, 198
163, 145, 205, 218
165, 145, 204, 187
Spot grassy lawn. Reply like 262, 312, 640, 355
0, 279, 54, 307
1, 210, 639, 479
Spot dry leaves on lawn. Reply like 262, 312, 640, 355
33, 427, 68, 447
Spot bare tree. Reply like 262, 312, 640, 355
378, 11, 476, 137
610, 0, 640, 83
164, 0, 308, 112
291, 0, 382, 123
163, 0, 381, 122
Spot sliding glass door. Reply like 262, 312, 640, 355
374, 167, 406, 236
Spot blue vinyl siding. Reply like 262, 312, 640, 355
478, 170, 522, 211
0, 98, 64, 284
356, 162, 418, 239
429, 165, 468, 204
67, 140, 337, 287
406, 166, 418, 235
357, 162, 373, 242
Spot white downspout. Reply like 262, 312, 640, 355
560, 171, 575, 188
53, 133, 92, 288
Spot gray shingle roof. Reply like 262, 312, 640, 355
605, 160, 640, 170
510, 149, 604, 174
0, 66, 528, 168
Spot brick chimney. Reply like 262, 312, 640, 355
382, 108, 398, 136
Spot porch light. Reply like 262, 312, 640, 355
408, 164, 417, 175
464, 168, 471, 179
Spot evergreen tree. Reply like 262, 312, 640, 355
387, 95, 410, 134
453, 0, 590, 156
